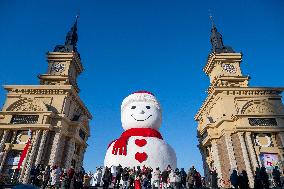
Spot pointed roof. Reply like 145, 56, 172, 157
209, 16, 234, 53
53, 16, 79, 53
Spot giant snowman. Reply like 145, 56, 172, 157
104, 91, 177, 170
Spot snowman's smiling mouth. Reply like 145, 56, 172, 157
131, 114, 152, 121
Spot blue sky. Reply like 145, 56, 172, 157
0, 1, 283, 173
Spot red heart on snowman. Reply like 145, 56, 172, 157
135, 152, 148, 163
135, 139, 147, 147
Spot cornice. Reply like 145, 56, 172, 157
195, 87, 284, 121
3, 85, 92, 119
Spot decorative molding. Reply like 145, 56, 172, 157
241, 100, 276, 115
7, 88, 69, 95
7, 98, 48, 112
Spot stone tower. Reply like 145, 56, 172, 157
195, 21, 284, 187
0, 18, 92, 183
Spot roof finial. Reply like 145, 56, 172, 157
208, 9, 215, 28
53, 15, 79, 53
208, 12, 235, 54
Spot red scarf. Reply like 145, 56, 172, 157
109, 128, 163, 156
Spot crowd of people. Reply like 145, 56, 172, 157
20, 164, 284, 189
28, 164, 91, 188
98, 165, 205, 189
228, 166, 282, 189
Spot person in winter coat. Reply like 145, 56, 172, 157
161, 169, 169, 189
51, 166, 61, 189
129, 169, 135, 189
238, 170, 249, 189
179, 168, 187, 189
260, 166, 269, 189
209, 170, 218, 189
186, 168, 194, 189
134, 175, 142, 189
60, 170, 68, 189
193, 171, 202, 188
230, 170, 239, 189
152, 168, 161, 189
142, 174, 152, 189
94, 167, 103, 186
272, 166, 281, 187
67, 166, 75, 189
169, 170, 176, 189
122, 167, 130, 189
254, 168, 263, 189
103, 167, 113, 189
115, 164, 123, 188
42, 165, 51, 189
83, 173, 91, 189
174, 169, 181, 189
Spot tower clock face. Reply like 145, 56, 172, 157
222, 63, 236, 73
51, 63, 65, 73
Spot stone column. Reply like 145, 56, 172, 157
211, 139, 222, 186
0, 130, 9, 165
77, 145, 86, 170
22, 130, 42, 183
199, 145, 210, 184
278, 132, 284, 147
245, 132, 259, 171
238, 132, 254, 188
224, 133, 237, 170
35, 130, 49, 165
48, 132, 61, 166
0, 130, 9, 152
64, 138, 75, 169
0, 149, 9, 173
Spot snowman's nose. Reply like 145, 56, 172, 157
140, 110, 145, 114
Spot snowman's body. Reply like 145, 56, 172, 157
104, 91, 177, 170
105, 136, 176, 169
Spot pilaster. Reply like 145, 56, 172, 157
245, 132, 259, 171
211, 139, 222, 186
23, 130, 42, 183
0, 130, 9, 152
224, 133, 237, 170
48, 131, 61, 166
238, 132, 254, 188
64, 138, 75, 169
35, 130, 49, 165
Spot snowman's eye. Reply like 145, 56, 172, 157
146, 106, 151, 109
131, 106, 136, 109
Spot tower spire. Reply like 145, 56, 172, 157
209, 15, 234, 53
54, 16, 79, 53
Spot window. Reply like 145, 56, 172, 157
248, 118, 277, 126
10, 115, 39, 124
79, 129, 86, 140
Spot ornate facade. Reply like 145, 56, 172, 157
0, 18, 92, 183
195, 22, 284, 187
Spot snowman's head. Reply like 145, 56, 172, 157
121, 91, 162, 131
